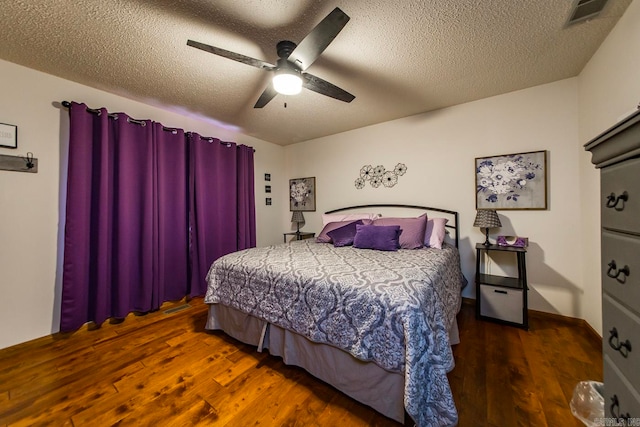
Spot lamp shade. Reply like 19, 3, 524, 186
291, 211, 305, 224
473, 210, 501, 229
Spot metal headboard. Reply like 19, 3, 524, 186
324, 204, 459, 248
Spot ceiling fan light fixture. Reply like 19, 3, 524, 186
272, 69, 302, 95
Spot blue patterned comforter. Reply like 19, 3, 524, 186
204, 240, 464, 426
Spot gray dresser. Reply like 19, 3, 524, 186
585, 109, 640, 422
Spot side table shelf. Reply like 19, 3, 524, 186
475, 243, 528, 330
283, 231, 315, 243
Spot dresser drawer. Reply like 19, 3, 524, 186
603, 355, 640, 421
602, 231, 640, 306
603, 293, 640, 389
601, 157, 640, 234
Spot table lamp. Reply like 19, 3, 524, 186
291, 211, 305, 236
473, 210, 501, 246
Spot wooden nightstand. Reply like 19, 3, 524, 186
283, 231, 315, 243
475, 243, 528, 329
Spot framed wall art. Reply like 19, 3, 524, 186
475, 150, 547, 210
0, 123, 17, 149
289, 177, 316, 211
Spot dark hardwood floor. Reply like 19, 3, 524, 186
0, 298, 602, 426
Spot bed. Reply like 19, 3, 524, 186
203, 205, 465, 426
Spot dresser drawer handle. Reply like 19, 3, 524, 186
605, 191, 629, 211
608, 327, 632, 358
607, 260, 630, 283
610, 394, 632, 422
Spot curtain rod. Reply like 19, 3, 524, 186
61, 101, 255, 152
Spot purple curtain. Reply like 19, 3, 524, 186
61, 103, 160, 331
61, 103, 252, 332
189, 134, 241, 296
153, 123, 189, 304
237, 144, 256, 250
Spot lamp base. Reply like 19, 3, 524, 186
483, 228, 491, 246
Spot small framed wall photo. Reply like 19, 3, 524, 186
475, 150, 547, 210
0, 123, 17, 149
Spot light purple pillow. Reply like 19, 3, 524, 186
424, 218, 449, 249
321, 212, 380, 226
326, 220, 363, 247
373, 214, 427, 249
353, 224, 402, 251
317, 219, 373, 243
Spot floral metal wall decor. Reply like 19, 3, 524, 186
355, 163, 407, 189
475, 150, 547, 210
290, 176, 316, 211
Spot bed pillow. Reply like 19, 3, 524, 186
372, 214, 427, 249
321, 213, 380, 226
317, 219, 373, 243
353, 224, 402, 251
424, 218, 449, 249
326, 220, 363, 247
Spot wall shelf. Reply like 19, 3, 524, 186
0, 153, 38, 173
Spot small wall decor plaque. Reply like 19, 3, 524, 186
355, 163, 407, 189
0, 123, 17, 149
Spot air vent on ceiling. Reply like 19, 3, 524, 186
566, 0, 609, 26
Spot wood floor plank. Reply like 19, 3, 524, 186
521, 327, 585, 427
0, 297, 602, 426
75, 347, 230, 426
3, 364, 133, 426
507, 331, 548, 427
226, 365, 314, 426
314, 392, 377, 427
110, 375, 224, 426
450, 303, 488, 423
484, 322, 518, 426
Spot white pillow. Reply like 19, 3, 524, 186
321, 213, 380, 226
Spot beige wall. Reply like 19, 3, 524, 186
0, 59, 284, 350
577, 0, 640, 335
285, 78, 583, 317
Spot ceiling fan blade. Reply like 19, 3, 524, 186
187, 40, 274, 69
288, 7, 350, 71
254, 84, 278, 108
303, 73, 355, 103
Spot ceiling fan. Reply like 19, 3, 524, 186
187, 7, 355, 108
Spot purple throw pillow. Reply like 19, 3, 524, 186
327, 220, 363, 247
317, 219, 373, 243
353, 224, 402, 251
373, 214, 427, 249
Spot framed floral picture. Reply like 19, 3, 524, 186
290, 177, 316, 211
475, 150, 547, 210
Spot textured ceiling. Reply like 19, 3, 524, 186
0, 0, 632, 145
